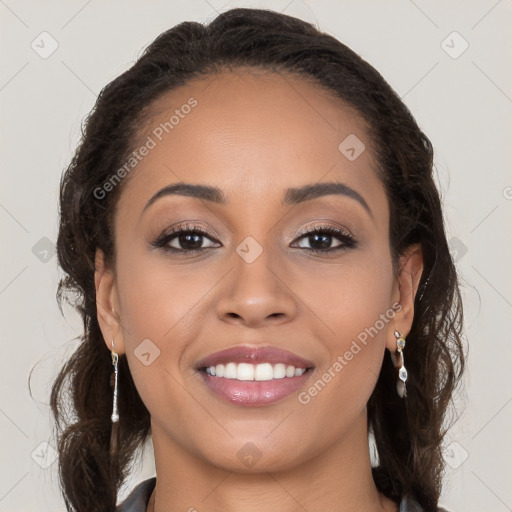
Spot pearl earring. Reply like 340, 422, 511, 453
109, 339, 120, 457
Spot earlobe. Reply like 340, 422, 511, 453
94, 248, 125, 354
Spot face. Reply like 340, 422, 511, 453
95, 69, 419, 473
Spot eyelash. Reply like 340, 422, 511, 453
151, 223, 358, 254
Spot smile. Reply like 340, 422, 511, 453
199, 364, 314, 407
204, 362, 307, 380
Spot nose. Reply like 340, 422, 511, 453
216, 245, 297, 328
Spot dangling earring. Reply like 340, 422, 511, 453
368, 422, 380, 468
109, 339, 120, 457
394, 331, 408, 398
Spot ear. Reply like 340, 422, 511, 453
94, 248, 126, 355
386, 243, 424, 353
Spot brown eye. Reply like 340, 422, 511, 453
292, 225, 357, 253
152, 224, 221, 253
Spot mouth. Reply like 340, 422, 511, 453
195, 345, 315, 406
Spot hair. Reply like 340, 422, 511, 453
50, 7, 465, 512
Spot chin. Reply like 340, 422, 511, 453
198, 438, 308, 474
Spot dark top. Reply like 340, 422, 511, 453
116, 477, 449, 511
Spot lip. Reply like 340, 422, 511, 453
195, 344, 315, 370
199, 369, 314, 407
195, 344, 316, 407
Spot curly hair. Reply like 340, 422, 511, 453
50, 7, 465, 512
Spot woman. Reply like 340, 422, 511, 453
50, 8, 464, 512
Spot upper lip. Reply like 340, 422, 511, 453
195, 345, 315, 370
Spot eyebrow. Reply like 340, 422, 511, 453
283, 182, 372, 217
142, 181, 372, 217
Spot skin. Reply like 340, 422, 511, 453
95, 69, 423, 512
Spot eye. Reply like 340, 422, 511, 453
151, 223, 221, 253
151, 223, 358, 255
291, 225, 357, 253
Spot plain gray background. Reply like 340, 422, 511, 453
1, 1, 511, 511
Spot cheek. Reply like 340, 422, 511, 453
115, 254, 202, 429
114, 248, 230, 413
298, 248, 394, 339
297, 250, 394, 397
115, 247, 208, 343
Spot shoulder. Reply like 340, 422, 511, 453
399, 494, 451, 512
116, 477, 156, 512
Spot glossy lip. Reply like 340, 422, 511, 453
195, 345, 316, 407
195, 344, 315, 370
199, 367, 315, 407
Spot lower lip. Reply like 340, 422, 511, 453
198, 369, 314, 406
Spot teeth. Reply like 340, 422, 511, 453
205, 362, 307, 380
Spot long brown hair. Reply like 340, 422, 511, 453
51, 8, 465, 512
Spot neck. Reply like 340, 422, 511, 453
148, 411, 397, 512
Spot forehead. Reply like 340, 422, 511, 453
116, 69, 386, 218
